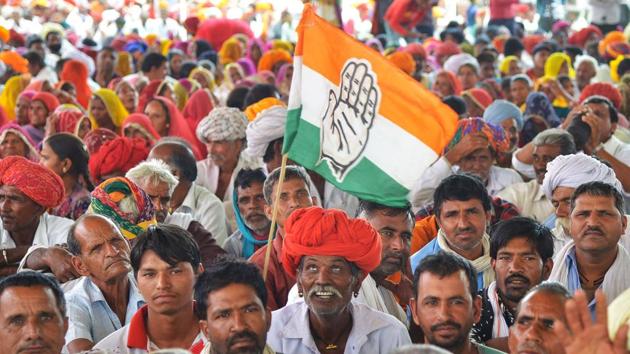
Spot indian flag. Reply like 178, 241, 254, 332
283, 4, 458, 208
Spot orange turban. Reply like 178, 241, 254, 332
0, 51, 28, 73
257, 49, 292, 73
281, 207, 382, 279
387, 51, 416, 75
244, 97, 285, 121
0, 156, 65, 208
88, 137, 150, 184
598, 31, 627, 59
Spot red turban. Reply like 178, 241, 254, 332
523, 34, 545, 55
579, 83, 622, 110
568, 25, 603, 48
32, 92, 60, 113
403, 43, 427, 60
462, 88, 493, 109
281, 207, 382, 279
88, 137, 149, 184
435, 41, 461, 62
0, 156, 65, 208
83, 128, 118, 155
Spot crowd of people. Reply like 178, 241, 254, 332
0, 0, 630, 353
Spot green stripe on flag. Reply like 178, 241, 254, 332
283, 107, 409, 208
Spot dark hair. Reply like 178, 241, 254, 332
55, 58, 69, 75
357, 199, 414, 222
59, 81, 76, 93
0, 271, 66, 316
141, 52, 167, 74
263, 166, 311, 204
571, 181, 625, 216
504, 37, 525, 57
517, 281, 571, 315
476, 52, 497, 65
130, 224, 201, 276
194, 256, 267, 319
413, 251, 478, 298
23, 51, 45, 68
234, 168, 267, 190
193, 39, 214, 59
26, 34, 44, 48
152, 140, 197, 182
433, 174, 492, 217
564, 46, 583, 58
244, 84, 280, 108
442, 96, 467, 117
490, 217, 554, 261
262, 137, 283, 163
226, 86, 250, 110
618, 58, 630, 79
583, 95, 618, 123
167, 49, 185, 62
179, 61, 198, 78
44, 133, 94, 191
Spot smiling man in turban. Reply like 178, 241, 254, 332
267, 206, 411, 354
0, 156, 76, 281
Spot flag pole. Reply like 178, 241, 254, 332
263, 153, 289, 281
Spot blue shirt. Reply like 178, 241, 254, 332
410, 239, 485, 290
565, 248, 597, 316
64, 273, 145, 346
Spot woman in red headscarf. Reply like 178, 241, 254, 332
122, 113, 161, 148
182, 89, 215, 133
24, 92, 60, 145
137, 79, 176, 113
143, 96, 203, 159
60, 60, 92, 109
432, 70, 463, 98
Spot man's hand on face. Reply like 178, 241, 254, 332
581, 112, 602, 155
553, 289, 630, 354
444, 133, 489, 165
44, 246, 80, 283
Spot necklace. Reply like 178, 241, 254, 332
311, 319, 352, 351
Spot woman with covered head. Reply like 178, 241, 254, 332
88, 88, 129, 133
114, 79, 139, 114
520, 92, 562, 146
14, 90, 36, 126
432, 70, 463, 98
122, 113, 161, 148
40, 133, 93, 220
0, 123, 39, 161
24, 91, 59, 145
46, 104, 92, 139
0, 74, 29, 122
60, 59, 92, 109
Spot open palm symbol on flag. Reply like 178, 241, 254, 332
319, 59, 381, 182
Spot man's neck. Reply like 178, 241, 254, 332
496, 287, 518, 315
170, 180, 192, 210
9, 220, 40, 247
308, 307, 353, 346
146, 304, 199, 349
575, 246, 618, 281
436, 340, 478, 354
94, 274, 131, 322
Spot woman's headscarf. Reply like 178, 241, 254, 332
182, 89, 215, 133
83, 128, 118, 155
520, 92, 562, 145
122, 113, 160, 145
114, 51, 133, 77
89, 89, 129, 130
137, 80, 163, 113
223, 63, 246, 90
54, 104, 85, 134
275, 63, 293, 95
0, 75, 28, 121
499, 55, 520, 75
32, 92, 60, 114
246, 38, 266, 66
148, 96, 203, 159
434, 70, 463, 96
0, 123, 39, 161
172, 81, 190, 111
189, 67, 216, 91
219, 37, 243, 65
257, 49, 292, 73
236, 57, 256, 76
60, 59, 92, 108
544, 52, 575, 79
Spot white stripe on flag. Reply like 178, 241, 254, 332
290, 60, 440, 190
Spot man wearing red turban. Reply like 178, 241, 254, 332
88, 136, 150, 185
0, 156, 76, 280
267, 206, 411, 353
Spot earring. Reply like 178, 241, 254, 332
353, 291, 359, 298
298, 289, 303, 297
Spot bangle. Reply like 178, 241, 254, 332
2, 249, 7, 265
594, 143, 605, 153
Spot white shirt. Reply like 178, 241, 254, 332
496, 179, 554, 222
175, 183, 228, 246
589, 0, 622, 24
35, 66, 58, 85
196, 153, 263, 202
268, 302, 411, 354
410, 156, 523, 210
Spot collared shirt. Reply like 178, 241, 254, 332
175, 182, 228, 246
496, 179, 554, 222
64, 274, 145, 346
268, 301, 411, 354
94, 305, 205, 354
249, 233, 294, 311
1, 213, 72, 249
410, 156, 523, 211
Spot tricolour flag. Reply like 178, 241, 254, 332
283, 4, 458, 207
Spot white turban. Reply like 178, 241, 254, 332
196, 107, 248, 143
542, 153, 623, 200
244, 105, 287, 158
443, 53, 479, 75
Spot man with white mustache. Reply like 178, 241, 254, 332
541, 153, 630, 255
267, 207, 411, 354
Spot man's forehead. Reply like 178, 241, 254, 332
368, 210, 413, 230
441, 198, 484, 210
418, 270, 470, 296
573, 194, 617, 208
518, 292, 566, 319
0, 286, 58, 310
303, 255, 350, 265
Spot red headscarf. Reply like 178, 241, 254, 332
579, 83, 623, 110
568, 25, 603, 48
122, 113, 161, 143
54, 106, 85, 134
403, 43, 427, 60
60, 60, 92, 109
147, 97, 203, 159
83, 128, 118, 155
137, 80, 163, 113
434, 70, 463, 96
32, 92, 60, 114
0, 156, 65, 208
281, 207, 382, 279
182, 89, 215, 133
463, 88, 493, 110
88, 137, 150, 185
435, 41, 461, 63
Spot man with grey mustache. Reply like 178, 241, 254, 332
267, 206, 411, 354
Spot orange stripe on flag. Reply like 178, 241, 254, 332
295, 5, 457, 154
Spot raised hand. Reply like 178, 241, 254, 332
320, 59, 380, 181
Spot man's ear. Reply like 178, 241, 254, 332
410, 298, 421, 326
199, 320, 210, 338
473, 294, 482, 323
265, 308, 272, 331
264, 204, 272, 220
196, 263, 205, 275
542, 258, 553, 280
491, 259, 496, 271
71, 256, 90, 277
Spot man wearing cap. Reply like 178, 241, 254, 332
542, 153, 630, 254
0, 156, 76, 281
267, 206, 411, 353
497, 129, 576, 223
